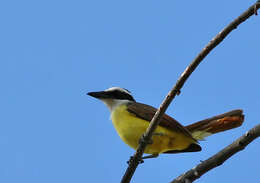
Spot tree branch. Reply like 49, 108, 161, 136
121, 1, 260, 183
171, 124, 260, 183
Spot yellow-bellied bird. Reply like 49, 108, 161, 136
87, 87, 244, 159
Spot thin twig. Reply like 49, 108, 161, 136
121, 1, 260, 183
171, 124, 260, 183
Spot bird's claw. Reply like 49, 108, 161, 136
127, 156, 144, 165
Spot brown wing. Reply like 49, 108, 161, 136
126, 102, 197, 142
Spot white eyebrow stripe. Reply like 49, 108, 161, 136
105, 87, 131, 95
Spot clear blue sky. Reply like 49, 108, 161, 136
0, 1, 259, 183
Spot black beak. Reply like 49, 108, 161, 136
87, 91, 109, 99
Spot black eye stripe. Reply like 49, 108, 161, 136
106, 90, 135, 102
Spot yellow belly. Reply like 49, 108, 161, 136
111, 105, 195, 154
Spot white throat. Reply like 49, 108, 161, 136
101, 99, 130, 112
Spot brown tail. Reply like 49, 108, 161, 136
185, 110, 244, 140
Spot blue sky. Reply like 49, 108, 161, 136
0, 1, 259, 183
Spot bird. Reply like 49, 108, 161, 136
87, 87, 244, 160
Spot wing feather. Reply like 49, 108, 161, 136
126, 102, 196, 142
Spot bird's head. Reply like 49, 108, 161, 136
87, 87, 135, 111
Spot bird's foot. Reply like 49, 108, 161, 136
127, 156, 144, 165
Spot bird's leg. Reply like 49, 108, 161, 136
129, 133, 161, 164
142, 153, 159, 160
127, 153, 159, 164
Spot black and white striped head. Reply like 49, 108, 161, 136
87, 87, 135, 111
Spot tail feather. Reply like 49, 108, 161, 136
185, 110, 244, 140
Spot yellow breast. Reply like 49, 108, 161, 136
111, 105, 194, 154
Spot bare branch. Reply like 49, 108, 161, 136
171, 124, 260, 183
121, 1, 260, 183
